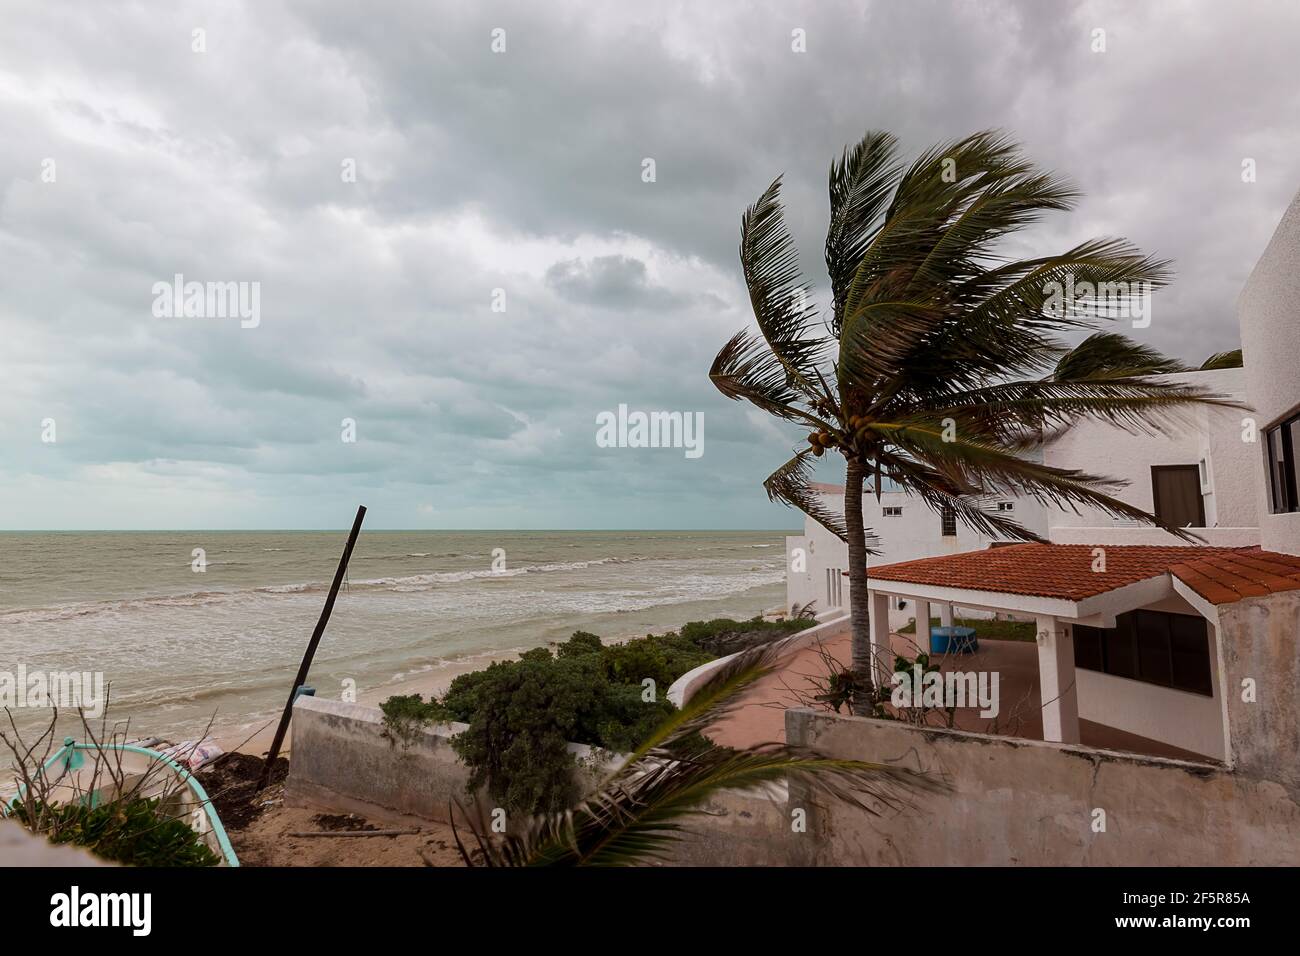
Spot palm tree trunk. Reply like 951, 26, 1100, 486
843, 458, 875, 716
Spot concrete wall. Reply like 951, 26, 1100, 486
786, 707, 1300, 865
287, 696, 477, 825
286, 695, 789, 865
286, 696, 612, 826
1220, 589, 1300, 800
663, 785, 794, 867
1238, 187, 1300, 557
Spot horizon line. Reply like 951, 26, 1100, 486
0, 527, 802, 534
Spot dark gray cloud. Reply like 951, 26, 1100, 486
545, 255, 693, 309
1, 0, 1298, 529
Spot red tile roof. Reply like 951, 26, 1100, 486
1170, 548, 1300, 605
867, 543, 1300, 606
809, 482, 846, 494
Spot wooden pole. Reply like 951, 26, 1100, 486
256, 504, 367, 790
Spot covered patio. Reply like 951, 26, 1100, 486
865, 543, 1300, 760
707, 623, 1208, 760
713, 543, 1300, 763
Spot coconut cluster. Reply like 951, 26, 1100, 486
808, 415, 871, 460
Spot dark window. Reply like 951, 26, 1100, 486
1170, 614, 1214, 695
1073, 625, 1104, 671
940, 505, 957, 537
1291, 418, 1300, 511
1151, 465, 1206, 528
1103, 612, 1139, 680
1073, 609, 1212, 696
1265, 411, 1300, 514
1135, 611, 1173, 687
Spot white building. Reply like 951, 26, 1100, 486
801, 187, 1300, 771
786, 365, 1255, 629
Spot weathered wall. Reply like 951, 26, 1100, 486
286, 697, 481, 825
286, 696, 790, 864
665, 785, 794, 867
287, 696, 614, 826
1220, 589, 1300, 800
287, 676, 1300, 867
786, 707, 1300, 866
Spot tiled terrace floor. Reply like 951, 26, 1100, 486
707, 622, 1211, 763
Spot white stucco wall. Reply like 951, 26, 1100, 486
787, 370, 1262, 621
786, 486, 1047, 627
1239, 187, 1300, 557
1041, 367, 1258, 537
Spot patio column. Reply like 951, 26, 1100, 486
914, 600, 932, 655
939, 603, 954, 627
1035, 615, 1080, 744
868, 589, 892, 685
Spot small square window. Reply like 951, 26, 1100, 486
882, 506, 903, 517
996, 501, 1014, 512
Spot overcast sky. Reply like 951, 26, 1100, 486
1, 0, 1297, 531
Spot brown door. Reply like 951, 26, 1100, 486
1151, 465, 1205, 528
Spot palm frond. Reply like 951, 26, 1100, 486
709, 330, 832, 427
913, 377, 1245, 445
825, 130, 902, 336
1199, 348, 1244, 370
1053, 332, 1190, 380
738, 177, 828, 396
866, 420, 1204, 540
762, 451, 851, 542
873, 452, 1046, 541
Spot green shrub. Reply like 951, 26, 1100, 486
449, 652, 609, 814
382, 615, 792, 815
556, 631, 604, 658
379, 693, 450, 749
596, 683, 676, 753
680, 615, 815, 656
11, 798, 221, 867
597, 631, 712, 689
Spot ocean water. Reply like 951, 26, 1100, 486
0, 530, 787, 744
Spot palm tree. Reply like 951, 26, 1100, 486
710, 130, 1237, 715
1200, 348, 1244, 370
452, 645, 934, 866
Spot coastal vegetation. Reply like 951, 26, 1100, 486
709, 128, 1237, 715
379, 615, 814, 814
8, 797, 220, 867
452, 643, 935, 866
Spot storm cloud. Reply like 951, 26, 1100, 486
1, 1, 1297, 529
